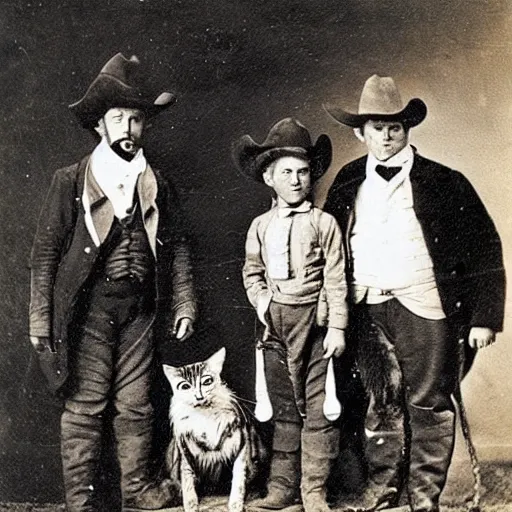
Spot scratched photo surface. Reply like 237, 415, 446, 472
0, 0, 510, 507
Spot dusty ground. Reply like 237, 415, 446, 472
1, 461, 511, 512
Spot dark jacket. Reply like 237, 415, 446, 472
29, 155, 197, 393
323, 152, 505, 335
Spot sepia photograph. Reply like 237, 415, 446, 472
0, 1, 510, 511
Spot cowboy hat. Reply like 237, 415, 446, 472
232, 118, 332, 183
69, 53, 176, 129
323, 75, 427, 128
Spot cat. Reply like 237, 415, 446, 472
163, 347, 261, 512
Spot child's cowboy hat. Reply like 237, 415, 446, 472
69, 53, 176, 129
232, 117, 332, 183
323, 75, 427, 128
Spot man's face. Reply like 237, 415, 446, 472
95, 107, 146, 160
357, 120, 408, 161
263, 156, 311, 207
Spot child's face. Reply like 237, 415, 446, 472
263, 156, 311, 207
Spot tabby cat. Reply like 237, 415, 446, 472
163, 347, 259, 512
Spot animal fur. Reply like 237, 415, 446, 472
163, 348, 262, 512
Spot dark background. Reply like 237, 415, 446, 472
0, 0, 510, 503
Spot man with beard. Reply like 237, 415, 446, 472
323, 75, 505, 512
29, 53, 197, 511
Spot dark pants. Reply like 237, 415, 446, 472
357, 299, 457, 510
62, 277, 155, 512
263, 302, 337, 453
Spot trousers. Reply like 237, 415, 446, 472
356, 299, 458, 510
262, 301, 337, 453
61, 276, 156, 511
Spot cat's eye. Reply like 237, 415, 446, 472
177, 381, 192, 390
201, 376, 214, 386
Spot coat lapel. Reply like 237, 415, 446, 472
137, 164, 159, 258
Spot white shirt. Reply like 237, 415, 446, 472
351, 145, 446, 320
89, 138, 146, 219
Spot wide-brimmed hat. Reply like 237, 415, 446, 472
323, 75, 427, 128
69, 53, 176, 129
232, 118, 332, 183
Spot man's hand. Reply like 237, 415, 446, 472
323, 327, 346, 359
468, 327, 496, 349
172, 317, 194, 341
30, 336, 50, 352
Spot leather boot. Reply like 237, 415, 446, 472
407, 408, 455, 512
61, 412, 103, 512
344, 428, 403, 512
300, 429, 339, 512
118, 433, 176, 511
251, 450, 302, 510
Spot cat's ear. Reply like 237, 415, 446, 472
205, 347, 226, 375
162, 364, 179, 384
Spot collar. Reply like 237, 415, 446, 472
366, 145, 414, 185
277, 200, 312, 218
90, 137, 147, 192
82, 154, 159, 248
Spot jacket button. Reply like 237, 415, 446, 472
84, 247, 91, 254
455, 301, 461, 308
434, 237, 439, 243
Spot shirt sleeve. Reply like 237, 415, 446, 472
242, 217, 272, 324
318, 212, 348, 330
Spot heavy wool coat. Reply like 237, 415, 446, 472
29, 155, 197, 394
323, 152, 505, 336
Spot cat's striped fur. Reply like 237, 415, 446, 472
163, 347, 259, 512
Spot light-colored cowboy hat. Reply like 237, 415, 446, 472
232, 117, 332, 183
323, 75, 427, 128
69, 53, 176, 129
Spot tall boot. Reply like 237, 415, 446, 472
61, 412, 103, 512
348, 428, 404, 511
407, 408, 455, 512
251, 450, 302, 510
118, 432, 174, 512
301, 429, 339, 512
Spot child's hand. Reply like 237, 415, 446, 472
323, 327, 346, 358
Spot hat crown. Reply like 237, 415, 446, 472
262, 118, 313, 151
69, 53, 176, 128
100, 53, 140, 87
358, 75, 404, 116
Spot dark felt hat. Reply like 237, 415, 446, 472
323, 75, 427, 128
232, 118, 332, 183
69, 53, 176, 129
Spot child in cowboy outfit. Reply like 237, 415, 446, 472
232, 118, 348, 512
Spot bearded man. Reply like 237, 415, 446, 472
29, 53, 197, 512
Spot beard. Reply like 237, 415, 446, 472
110, 138, 141, 161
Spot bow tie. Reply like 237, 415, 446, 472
375, 164, 402, 181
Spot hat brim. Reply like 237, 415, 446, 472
69, 74, 176, 129
233, 134, 332, 183
323, 98, 427, 128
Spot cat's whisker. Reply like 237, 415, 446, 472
231, 392, 257, 405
